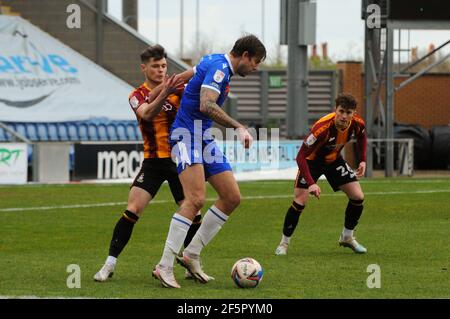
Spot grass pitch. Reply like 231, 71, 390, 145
0, 178, 449, 299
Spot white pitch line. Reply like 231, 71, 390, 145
1, 189, 449, 213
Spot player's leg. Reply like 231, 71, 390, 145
153, 164, 206, 288
177, 170, 237, 283
94, 187, 153, 282
338, 181, 367, 253
275, 186, 309, 255
94, 162, 162, 282
166, 170, 203, 249
325, 158, 366, 253
276, 164, 322, 255
167, 169, 203, 280
176, 148, 234, 283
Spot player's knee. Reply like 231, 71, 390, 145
355, 192, 365, 202
126, 204, 144, 217
349, 196, 364, 205
294, 190, 308, 204
226, 192, 241, 210
187, 195, 205, 211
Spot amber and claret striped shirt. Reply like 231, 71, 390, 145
128, 82, 180, 159
296, 112, 367, 186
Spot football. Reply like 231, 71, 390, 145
231, 257, 264, 288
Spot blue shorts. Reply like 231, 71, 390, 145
171, 138, 232, 179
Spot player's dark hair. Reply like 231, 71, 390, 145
230, 34, 266, 62
335, 93, 357, 110
140, 44, 167, 63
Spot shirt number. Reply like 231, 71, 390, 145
336, 163, 356, 178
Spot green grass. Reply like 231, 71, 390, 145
0, 178, 449, 299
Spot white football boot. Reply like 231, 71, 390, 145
176, 252, 215, 283
338, 234, 367, 254
275, 242, 289, 256
93, 263, 115, 282
152, 264, 181, 289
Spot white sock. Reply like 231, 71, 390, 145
106, 256, 117, 266
281, 234, 290, 245
185, 205, 228, 257
158, 213, 192, 268
343, 227, 354, 238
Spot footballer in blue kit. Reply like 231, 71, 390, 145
170, 53, 234, 178
153, 35, 266, 288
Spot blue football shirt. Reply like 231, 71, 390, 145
171, 53, 234, 136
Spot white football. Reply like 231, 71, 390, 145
231, 257, 264, 288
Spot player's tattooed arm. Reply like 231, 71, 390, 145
199, 87, 243, 129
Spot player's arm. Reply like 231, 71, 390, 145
296, 134, 323, 199
136, 74, 184, 121
199, 87, 252, 148
144, 68, 193, 104
355, 122, 368, 177
177, 68, 195, 84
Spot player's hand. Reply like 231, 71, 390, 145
308, 184, 321, 199
356, 161, 366, 178
163, 74, 185, 96
236, 127, 253, 149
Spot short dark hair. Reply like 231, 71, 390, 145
335, 93, 357, 110
230, 34, 266, 62
140, 44, 167, 63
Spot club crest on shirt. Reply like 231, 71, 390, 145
305, 134, 317, 146
129, 96, 140, 109
213, 70, 225, 83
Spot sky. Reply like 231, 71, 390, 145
108, 0, 450, 63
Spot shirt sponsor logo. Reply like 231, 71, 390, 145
328, 137, 336, 142
210, 82, 220, 89
162, 101, 173, 111
213, 70, 225, 83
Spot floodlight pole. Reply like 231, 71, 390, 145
286, 0, 310, 139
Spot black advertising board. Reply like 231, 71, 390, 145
73, 143, 144, 181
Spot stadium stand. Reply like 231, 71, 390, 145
57, 123, 69, 141
116, 123, 128, 141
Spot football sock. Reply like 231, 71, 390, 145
185, 205, 228, 257
282, 201, 305, 237
158, 213, 192, 268
106, 256, 117, 266
184, 213, 202, 248
281, 234, 290, 245
342, 227, 354, 239
344, 199, 364, 230
108, 210, 139, 258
